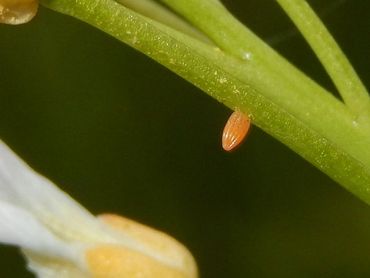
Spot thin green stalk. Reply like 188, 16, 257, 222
156, 0, 370, 163
116, 0, 210, 42
39, 0, 370, 203
158, 0, 343, 113
276, 0, 370, 122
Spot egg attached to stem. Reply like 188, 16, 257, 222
222, 111, 251, 152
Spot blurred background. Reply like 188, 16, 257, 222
0, 0, 369, 277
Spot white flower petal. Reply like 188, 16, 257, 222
0, 140, 198, 277
25, 256, 87, 278
0, 201, 80, 261
0, 141, 113, 243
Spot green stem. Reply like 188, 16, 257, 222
276, 0, 370, 122
39, 0, 370, 203
116, 0, 210, 42
155, 0, 370, 168
158, 0, 342, 112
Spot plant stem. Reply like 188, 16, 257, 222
157, 0, 370, 142
117, 0, 210, 42
155, 0, 370, 166
276, 0, 370, 123
39, 0, 370, 203
159, 0, 339, 109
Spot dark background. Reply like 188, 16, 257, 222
0, 0, 369, 277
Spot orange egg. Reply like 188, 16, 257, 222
222, 111, 251, 151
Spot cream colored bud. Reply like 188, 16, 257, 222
0, 0, 38, 24
86, 214, 197, 278
0, 139, 198, 277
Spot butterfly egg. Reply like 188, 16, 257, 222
222, 111, 251, 152
0, 0, 38, 25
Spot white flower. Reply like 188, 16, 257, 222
0, 0, 38, 25
0, 140, 197, 277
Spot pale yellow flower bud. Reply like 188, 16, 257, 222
0, 0, 38, 24
86, 214, 197, 278
0, 139, 198, 277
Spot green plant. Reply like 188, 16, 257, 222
38, 0, 370, 203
